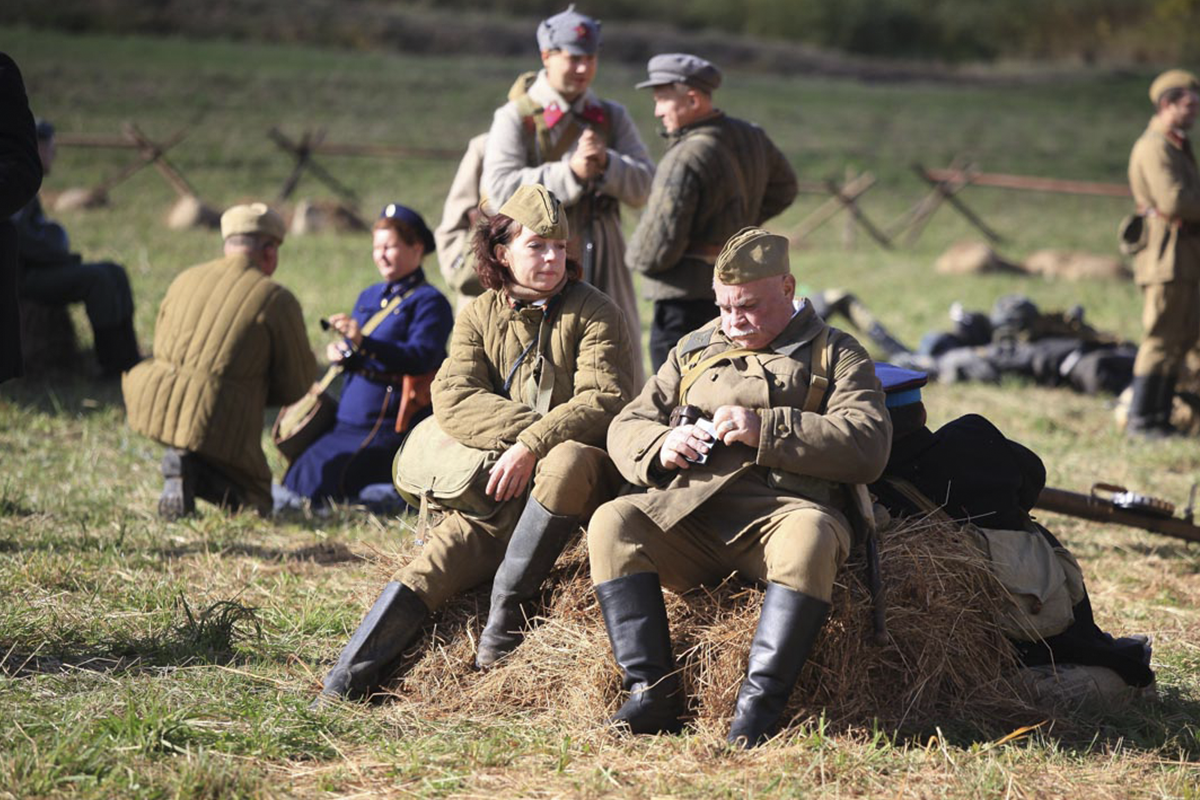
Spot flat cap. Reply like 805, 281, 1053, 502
221, 202, 287, 243
1149, 69, 1200, 104
714, 227, 790, 285
537, 5, 601, 56
380, 202, 436, 254
499, 184, 570, 241
635, 53, 723, 94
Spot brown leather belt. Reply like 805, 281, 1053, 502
351, 368, 405, 385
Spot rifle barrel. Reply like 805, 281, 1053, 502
1035, 487, 1200, 544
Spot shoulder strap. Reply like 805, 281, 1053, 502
802, 326, 831, 413
361, 287, 412, 337
679, 346, 758, 405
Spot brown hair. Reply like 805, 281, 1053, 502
373, 216, 423, 250
471, 212, 581, 291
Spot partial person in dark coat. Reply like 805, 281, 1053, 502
12, 119, 141, 377
626, 54, 798, 372
0, 52, 43, 384
281, 205, 453, 508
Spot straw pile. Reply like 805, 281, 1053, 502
374, 513, 1036, 735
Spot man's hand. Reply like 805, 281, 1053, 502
712, 406, 762, 448
487, 441, 537, 501
658, 423, 714, 471
327, 313, 362, 347
569, 128, 609, 182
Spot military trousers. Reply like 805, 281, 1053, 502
587, 497, 849, 602
1133, 279, 1200, 378
395, 441, 623, 610
21, 260, 134, 332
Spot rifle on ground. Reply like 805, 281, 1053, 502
1035, 482, 1200, 544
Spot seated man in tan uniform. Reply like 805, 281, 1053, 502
122, 204, 317, 518
587, 227, 892, 747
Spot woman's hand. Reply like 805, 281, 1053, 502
486, 442, 537, 502
327, 313, 362, 347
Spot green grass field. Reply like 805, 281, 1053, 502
2, 26, 1199, 799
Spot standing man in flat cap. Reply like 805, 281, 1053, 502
1126, 69, 1200, 437
627, 53, 798, 373
123, 203, 317, 519
481, 4, 654, 385
12, 119, 141, 377
587, 227, 891, 747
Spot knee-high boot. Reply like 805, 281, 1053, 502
93, 316, 141, 376
727, 583, 829, 748
476, 497, 580, 668
595, 572, 683, 734
312, 582, 429, 706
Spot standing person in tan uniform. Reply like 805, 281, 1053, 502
481, 5, 654, 386
122, 203, 317, 518
313, 185, 635, 705
1126, 69, 1200, 437
626, 54, 798, 372
587, 228, 891, 747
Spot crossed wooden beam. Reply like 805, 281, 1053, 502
889, 161, 1004, 245
789, 171, 892, 250
54, 122, 210, 212
268, 127, 368, 230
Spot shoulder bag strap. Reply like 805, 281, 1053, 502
801, 326, 831, 413
678, 346, 759, 405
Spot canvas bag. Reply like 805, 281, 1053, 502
1118, 212, 1147, 256
272, 289, 410, 462
393, 299, 560, 519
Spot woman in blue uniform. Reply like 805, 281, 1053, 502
283, 204, 454, 507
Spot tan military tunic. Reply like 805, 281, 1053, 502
1128, 116, 1200, 377
588, 303, 891, 601
122, 254, 317, 513
395, 280, 635, 609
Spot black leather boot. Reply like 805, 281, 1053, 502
727, 584, 829, 748
158, 447, 196, 520
476, 497, 580, 668
1127, 374, 1176, 438
312, 581, 429, 706
1154, 374, 1179, 435
595, 572, 683, 734
93, 317, 141, 377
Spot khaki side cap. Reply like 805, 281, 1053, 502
714, 226, 790, 285
498, 184, 570, 240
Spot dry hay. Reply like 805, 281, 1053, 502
1022, 249, 1130, 281
935, 240, 1023, 276
369, 514, 1039, 737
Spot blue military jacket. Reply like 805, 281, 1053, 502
336, 268, 453, 428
